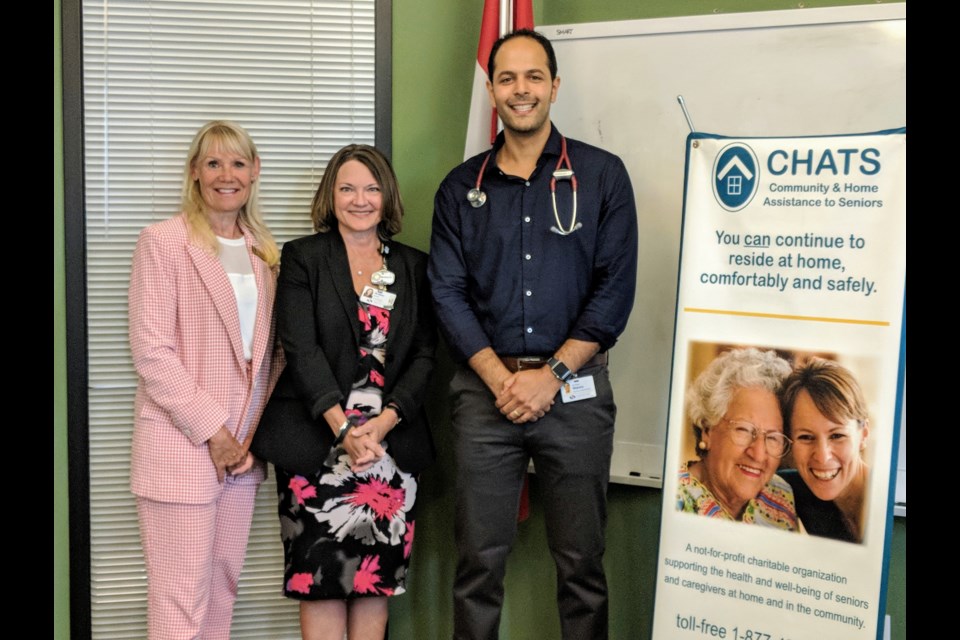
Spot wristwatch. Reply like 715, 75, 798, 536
384, 402, 403, 425
547, 357, 573, 382
333, 419, 353, 446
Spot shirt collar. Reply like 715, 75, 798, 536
541, 123, 563, 158
487, 123, 563, 178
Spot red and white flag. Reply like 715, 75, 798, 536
463, 0, 535, 160
463, 1, 536, 521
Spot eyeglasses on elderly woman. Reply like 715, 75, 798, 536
716, 418, 793, 458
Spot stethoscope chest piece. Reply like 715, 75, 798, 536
467, 136, 580, 234
467, 188, 487, 208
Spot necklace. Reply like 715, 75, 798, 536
350, 243, 395, 288
353, 250, 380, 276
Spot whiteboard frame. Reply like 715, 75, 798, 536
544, 4, 906, 41
540, 3, 906, 491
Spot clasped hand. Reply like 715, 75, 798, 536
208, 426, 257, 482
342, 414, 391, 473
495, 367, 561, 424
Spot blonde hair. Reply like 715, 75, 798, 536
181, 120, 279, 267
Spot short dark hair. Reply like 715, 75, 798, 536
487, 28, 558, 82
781, 358, 869, 436
311, 144, 403, 240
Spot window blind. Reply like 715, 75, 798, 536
82, 2, 377, 636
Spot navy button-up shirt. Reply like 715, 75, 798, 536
429, 125, 638, 363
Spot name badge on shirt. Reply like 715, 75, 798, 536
560, 375, 597, 403
360, 286, 397, 310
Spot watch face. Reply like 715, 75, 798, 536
549, 358, 571, 381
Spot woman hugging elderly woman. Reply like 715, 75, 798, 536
678, 347, 871, 543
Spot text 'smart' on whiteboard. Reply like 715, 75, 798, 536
541, 4, 906, 489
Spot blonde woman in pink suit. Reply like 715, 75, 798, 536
128, 121, 283, 639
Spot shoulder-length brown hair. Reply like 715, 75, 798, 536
311, 144, 403, 240
781, 358, 869, 435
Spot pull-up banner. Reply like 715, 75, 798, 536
652, 130, 905, 640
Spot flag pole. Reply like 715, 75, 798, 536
500, 0, 514, 36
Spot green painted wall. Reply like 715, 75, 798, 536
54, 0, 71, 637
389, 1, 905, 639
54, 1, 905, 638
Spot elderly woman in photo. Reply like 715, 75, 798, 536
677, 348, 798, 529
780, 359, 870, 543
128, 120, 282, 639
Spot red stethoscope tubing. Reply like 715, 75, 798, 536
472, 136, 577, 193
550, 136, 577, 193
471, 137, 579, 235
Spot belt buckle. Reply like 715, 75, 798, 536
516, 356, 545, 371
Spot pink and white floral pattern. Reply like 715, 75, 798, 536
275, 300, 418, 600
308, 455, 417, 547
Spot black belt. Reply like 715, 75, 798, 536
500, 352, 608, 373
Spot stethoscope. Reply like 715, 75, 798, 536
466, 136, 581, 236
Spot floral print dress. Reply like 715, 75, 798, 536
275, 301, 418, 600
676, 461, 797, 530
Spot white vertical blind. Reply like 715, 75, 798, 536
82, 2, 376, 637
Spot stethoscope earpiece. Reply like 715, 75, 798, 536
550, 222, 582, 236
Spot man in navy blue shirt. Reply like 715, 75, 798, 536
429, 29, 638, 639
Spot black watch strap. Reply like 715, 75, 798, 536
547, 357, 573, 382
385, 402, 404, 425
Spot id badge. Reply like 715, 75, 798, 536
560, 375, 597, 403
360, 286, 397, 310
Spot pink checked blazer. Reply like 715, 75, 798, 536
129, 214, 282, 504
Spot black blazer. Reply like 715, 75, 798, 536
252, 230, 437, 475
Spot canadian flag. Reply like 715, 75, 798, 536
464, 1, 536, 521
463, 0, 535, 160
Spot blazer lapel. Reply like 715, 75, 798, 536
187, 242, 246, 366
383, 244, 413, 383
325, 233, 361, 347
246, 230, 275, 380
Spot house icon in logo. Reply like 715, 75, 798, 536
712, 143, 759, 211
717, 156, 753, 197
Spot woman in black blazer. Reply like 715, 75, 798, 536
253, 145, 436, 640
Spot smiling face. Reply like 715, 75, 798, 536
486, 36, 560, 138
789, 389, 868, 503
191, 142, 260, 219
700, 387, 784, 517
333, 160, 383, 238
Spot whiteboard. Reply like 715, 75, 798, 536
541, 5, 906, 487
